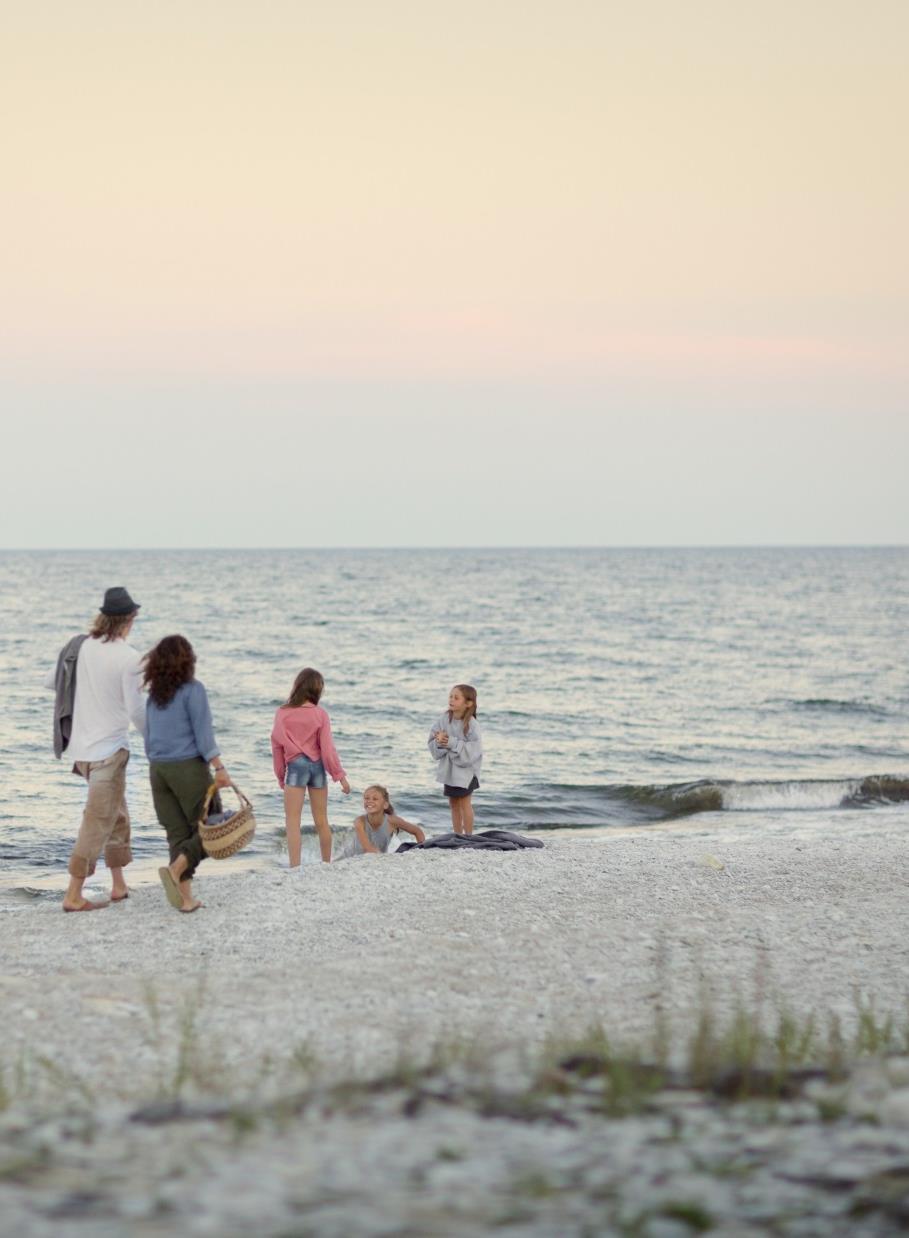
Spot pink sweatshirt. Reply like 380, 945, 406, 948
271, 703, 346, 788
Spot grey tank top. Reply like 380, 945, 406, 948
343, 814, 394, 858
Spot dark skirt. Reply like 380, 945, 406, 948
444, 776, 479, 799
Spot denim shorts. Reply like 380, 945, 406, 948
285, 754, 327, 789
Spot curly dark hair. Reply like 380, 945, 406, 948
143, 635, 196, 707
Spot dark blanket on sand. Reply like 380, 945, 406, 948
396, 829, 543, 854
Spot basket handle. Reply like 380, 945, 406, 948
201, 780, 251, 823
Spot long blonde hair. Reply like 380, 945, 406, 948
90, 612, 135, 643
448, 684, 478, 736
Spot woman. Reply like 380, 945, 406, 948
143, 635, 231, 912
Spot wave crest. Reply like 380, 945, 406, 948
540, 775, 909, 826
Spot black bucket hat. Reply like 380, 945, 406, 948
100, 586, 141, 616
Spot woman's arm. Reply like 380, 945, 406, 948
184, 684, 230, 788
188, 682, 219, 761
390, 814, 425, 844
354, 816, 380, 854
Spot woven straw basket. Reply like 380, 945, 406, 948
198, 782, 256, 860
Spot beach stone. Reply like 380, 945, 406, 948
643, 1218, 707, 1238
879, 1089, 909, 1128
886, 1058, 909, 1088
845, 1062, 892, 1118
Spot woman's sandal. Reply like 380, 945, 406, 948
157, 867, 183, 911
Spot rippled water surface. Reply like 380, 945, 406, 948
1, 547, 907, 890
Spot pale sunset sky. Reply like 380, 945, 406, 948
2, 1, 906, 547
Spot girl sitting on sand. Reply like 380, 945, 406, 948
340, 784, 426, 858
271, 668, 350, 865
428, 684, 482, 835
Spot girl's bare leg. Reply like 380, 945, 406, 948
284, 787, 307, 867
460, 795, 474, 835
450, 797, 464, 834
308, 786, 333, 862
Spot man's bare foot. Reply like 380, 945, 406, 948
111, 885, 129, 902
62, 898, 110, 913
179, 900, 203, 914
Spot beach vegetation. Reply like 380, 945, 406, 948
0, 1045, 34, 1112
659, 1200, 715, 1231
435, 1144, 465, 1161
512, 1169, 559, 1199
140, 978, 227, 1100
34, 1053, 95, 1108
290, 1042, 319, 1078
0, 1145, 52, 1184
4, 984, 908, 1134
852, 992, 895, 1056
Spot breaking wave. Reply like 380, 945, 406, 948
507, 775, 909, 830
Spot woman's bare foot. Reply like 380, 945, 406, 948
178, 877, 201, 913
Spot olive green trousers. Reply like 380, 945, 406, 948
149, 757, 211, 880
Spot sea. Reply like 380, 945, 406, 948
1, 547, 907, 900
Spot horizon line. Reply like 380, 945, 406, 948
1, 543, 907, 553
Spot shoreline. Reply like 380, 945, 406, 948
5, 799, 907, 898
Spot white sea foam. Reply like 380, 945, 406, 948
720, 779, 860, 812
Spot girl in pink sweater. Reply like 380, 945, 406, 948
271, 668, 350, 865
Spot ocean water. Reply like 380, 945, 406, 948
1, 547, 908, 893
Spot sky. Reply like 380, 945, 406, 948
2, 0, 907, 547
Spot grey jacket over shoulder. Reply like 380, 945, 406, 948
427, 712, 483, 788
52, 634, 88, 758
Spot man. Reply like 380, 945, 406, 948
48, 587, 146, 912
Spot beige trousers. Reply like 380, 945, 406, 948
68, 748, 132, 878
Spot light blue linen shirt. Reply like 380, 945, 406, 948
144, 680, 219, 763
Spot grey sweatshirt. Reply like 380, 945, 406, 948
427, 712, 483, 788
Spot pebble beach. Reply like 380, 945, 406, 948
3, 814, 909, 1235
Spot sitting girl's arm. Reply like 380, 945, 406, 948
389, 814, 426, 844
354, 815, 380, 854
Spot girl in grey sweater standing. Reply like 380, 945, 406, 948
428, 684, 482, 835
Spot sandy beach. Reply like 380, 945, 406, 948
5, 818, 909, 1082
3, 815, 909, 1234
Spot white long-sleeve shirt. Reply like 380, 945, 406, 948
45, 637, 146, 763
